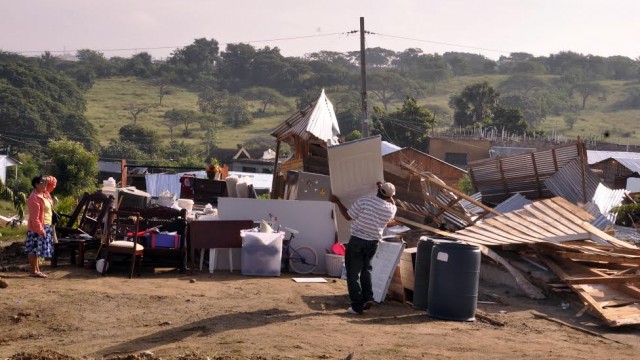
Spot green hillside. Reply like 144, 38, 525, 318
85, 75, 640, 150
85, 77, 292, 151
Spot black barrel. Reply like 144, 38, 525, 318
426, 242, 481, 321
412, 237, 456, 310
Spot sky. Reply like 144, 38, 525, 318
2, 0, 640, 61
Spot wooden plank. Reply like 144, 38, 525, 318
467, 222, 537, 244
524, 203, 576, 235
543, 233, 592, 243
517, 206, 568, 237
400, 162, 500, 216
480, 218, 542, 243
552, 196, 596, 222
499, 212, 557, 238
395, 216, 501, 246
399, 248, 416, 291
554, 251, 640, 265
565, 275, 640, 284
532, 201, 586, 234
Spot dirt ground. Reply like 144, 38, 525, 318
1, 240, 639, 360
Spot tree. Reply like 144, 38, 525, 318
371, 97, 434, 149
368, 69, 420, 111
47, 140, 98, 197
223, 96, 253, 128
119, 124, 161, 155
573, 82, 607, 109
123, 103, 153, 125
448, 82, 499, 127
0, 60, 97, 156
100, 141, 146, 161
240, 87, 290, 113
163, 108, 198, 135
499, 94, 546, 128
162, 109, 182, 141
0, 179, 26, 221
166, 38, 219, 85
491, 106, 529, 133
152, 78, 174, 106
498, 74, 547, 95
217, 43, 257, 91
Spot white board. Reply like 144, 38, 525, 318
371, 240, 405, 303
328, 136, 384, 243
217, 198, 336, 274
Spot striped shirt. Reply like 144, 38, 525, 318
347, 195, 397, 241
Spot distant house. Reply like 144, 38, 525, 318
427, 136, 492, 169
588, 150, 640, 191
383, 147, 467, 190
0, 155, 19, 185
228, 147, 281, 174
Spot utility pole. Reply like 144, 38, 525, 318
359, 17, 369, 137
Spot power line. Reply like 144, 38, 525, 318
9, 32, 350, 55
7, 29, 512, 57
372, 32, 512, 55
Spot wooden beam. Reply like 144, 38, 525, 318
565, 275, 640, 284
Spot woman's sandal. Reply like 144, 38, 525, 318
29, 272, 48, 278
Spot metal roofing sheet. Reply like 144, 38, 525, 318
270, 90, 340, 145
591, 183, 628, 223
587, 150, 640, 165
613, 157, 640, 174
544, 158, 601, 205
381, 141, 402, 156
491, 193, 532, 216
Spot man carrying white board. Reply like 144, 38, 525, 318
330, 181, 398, 315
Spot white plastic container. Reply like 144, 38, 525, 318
103, 177, 116, 188
177, 198, 194, 213
325, 254, 345, 277
241, 230, 284, 276
157, 190, 176, 207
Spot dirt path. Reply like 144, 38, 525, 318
1, 260, 639, 360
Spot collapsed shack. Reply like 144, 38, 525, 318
391, 159, 640, 327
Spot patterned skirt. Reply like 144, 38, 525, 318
24, 225, 54, 259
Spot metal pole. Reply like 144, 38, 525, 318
360, 17, 369, 137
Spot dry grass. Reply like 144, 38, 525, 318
85, 76, 640, 149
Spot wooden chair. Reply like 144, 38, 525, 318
51, 191, 114, 268
101, 210, 144, 278
119, 205, 188, 273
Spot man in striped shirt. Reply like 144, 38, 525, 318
331, 181, 398, 315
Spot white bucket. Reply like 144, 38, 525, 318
103, 177, 116, 187
177, 198, 194, 213
325, 254, 344, 277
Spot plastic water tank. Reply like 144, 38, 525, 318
426, 241, 481, 321
412, 237, 457, 310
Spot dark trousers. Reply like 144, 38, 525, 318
345, 236, 379, 312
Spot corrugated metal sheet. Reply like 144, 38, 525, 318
614, 157, 640, 174
381, 141, 402, 156
544, 158, 600, 205
587, 150, 640, 165
491, 193, 532, 216
592, 183, 628, 223
581, 202, 614, 229
270, 90, 340, 145
468, 143, 582, 204
459, 192, 484, 215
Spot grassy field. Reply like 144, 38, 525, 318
85, 77, 292, 150
85, 75, 640, 150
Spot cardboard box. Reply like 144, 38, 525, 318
151, 233, 180, 249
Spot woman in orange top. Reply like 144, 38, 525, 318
25, 175, 57, 278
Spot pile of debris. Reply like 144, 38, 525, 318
386, 142, 640, 327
